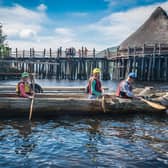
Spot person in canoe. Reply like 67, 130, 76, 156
87, 68, 104, 99
116, 72, 140, 99
29, 74, 43, 93
16, 72, 34, 98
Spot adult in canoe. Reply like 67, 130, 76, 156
87, 68, 104, 99
16, 72, 34, 98
116, 72, 139, 99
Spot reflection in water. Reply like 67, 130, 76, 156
12, 121, 33, 138
0, 115, 167, 168
85, 119, 101, 165
13, 121, 35, 156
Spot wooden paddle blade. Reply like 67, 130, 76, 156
141, 98, 166, 110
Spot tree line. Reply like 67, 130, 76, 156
0, 23, 10, 58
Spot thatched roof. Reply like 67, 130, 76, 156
120, 7, 168, 49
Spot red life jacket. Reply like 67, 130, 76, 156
116, 81, 122, 97
116, 80, 131, 98
87, 78, 102, 95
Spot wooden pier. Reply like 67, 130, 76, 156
104, 44, 168, 81
0, 48, 111, 80
1, 44, 168, 81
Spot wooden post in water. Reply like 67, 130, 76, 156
43, 48, 46, 58
23, 50, 25, 58
30, 48, 32, 58
93, 48, 96, 58
133, 46, 136, 72
16, 48, 18, 58
147, 55, 152, 81
82, 46, 84, 57
32, 48, 35, 58
158, 56, 161, 81
107, 48, 110, 58
50, 48, 52, 58
151, 44, 156, 80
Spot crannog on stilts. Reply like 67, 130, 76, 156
105, 7, 168, 81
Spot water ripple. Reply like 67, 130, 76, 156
0, 115, 168, 167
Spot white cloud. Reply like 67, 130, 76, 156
83, 1, 168, 48
55, 28, 74, 36
37, 4, 47, 12
19, 29, 37, 39
104, 0, 136, 9
1, 1, 168, 51
0, 4, 48, 37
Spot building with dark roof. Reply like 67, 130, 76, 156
107, 7, 168, 81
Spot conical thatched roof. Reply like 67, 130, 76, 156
120, 7, 168, 49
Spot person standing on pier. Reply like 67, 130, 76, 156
87, 68, 104, 99
16, 72, 34, 98
116, 72, 139, 99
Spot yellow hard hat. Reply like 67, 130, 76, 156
93, 68, 101, 74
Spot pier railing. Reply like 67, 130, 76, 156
0, 47, 110, 80
106, 44, 168, 59
1, 44, 168, 81
8, 48, 102, 58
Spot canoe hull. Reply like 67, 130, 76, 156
0, 96, 166, 117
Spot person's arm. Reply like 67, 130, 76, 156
91, 80, 102, 96
19, 83, 32, 98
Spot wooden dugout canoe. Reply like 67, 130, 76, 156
0, 93, 166, 117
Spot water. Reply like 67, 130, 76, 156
0, 116, 168, 168
0, 80, 168, 167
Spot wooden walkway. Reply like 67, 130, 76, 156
0, 48, 110, 80
1, 44, 168, 81
104, 44, 168, 81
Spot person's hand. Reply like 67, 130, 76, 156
29, 96, 34, 99
134, 96, 141, 100
101, 88, 105, 93
31, 91, 35, 96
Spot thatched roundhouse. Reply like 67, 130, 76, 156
120, 7, 168, 49
108, 7, 168, 81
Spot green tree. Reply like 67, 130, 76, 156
0, 23, 10, 57
0, 23, 7, 45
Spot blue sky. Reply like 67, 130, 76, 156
0, 0, 168, 51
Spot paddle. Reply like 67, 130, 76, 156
140, 98, 166, 110
29, 96, 34, 120
29, 74, 35, 121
